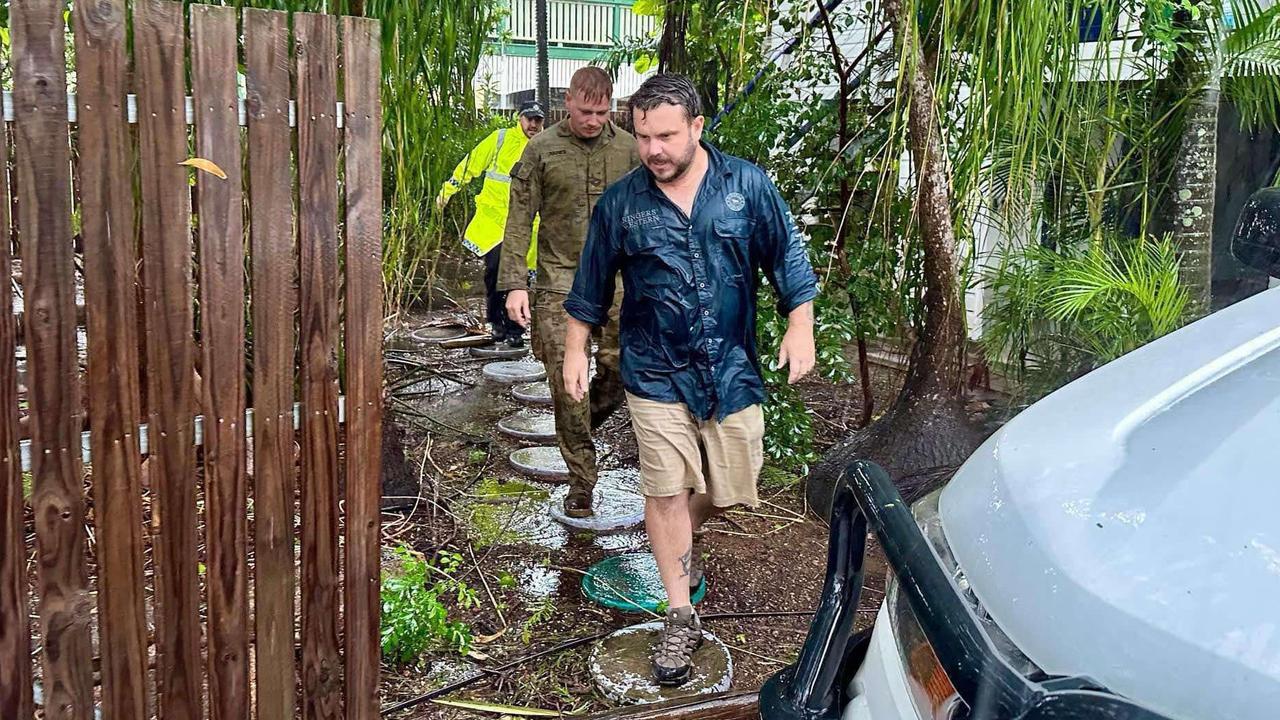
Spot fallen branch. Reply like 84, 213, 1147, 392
468, 543, 507, 629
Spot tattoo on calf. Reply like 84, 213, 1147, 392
678, 546, 692, 579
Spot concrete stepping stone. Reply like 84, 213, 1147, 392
512, 381, 553, 405
582, 553, 707, 613
409, 325, 470, 344
510, 445, 569, 479
483, 360, 546, 383
470, 344, 529, 360
549, 469, 644, 532
497, 410, 557, 442
589, 621, 732, 705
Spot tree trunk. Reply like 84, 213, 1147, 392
535, 0, 551, 107
1169, 20, 1222, 318
657, 0, 691, 74
815, 0, 876, 427
806, 0, 983, 516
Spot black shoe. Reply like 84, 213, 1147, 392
652, 606, 703, 686
505, 335, 525, 349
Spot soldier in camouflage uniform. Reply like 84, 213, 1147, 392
499, 67, 640, 518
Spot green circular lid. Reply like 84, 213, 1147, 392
582, 553, 706, 613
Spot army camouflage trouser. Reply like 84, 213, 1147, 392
531, 289, 625, 498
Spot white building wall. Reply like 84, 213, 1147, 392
476, 55, 654, 108
476, 0, 658, 110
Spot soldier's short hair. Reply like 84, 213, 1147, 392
569, 67, 614, 103
629, 74, 702, 123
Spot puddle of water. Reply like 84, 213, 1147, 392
595, 531, 649, 552
516, 562, 562, 601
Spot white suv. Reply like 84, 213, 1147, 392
760, 190, 1280, 720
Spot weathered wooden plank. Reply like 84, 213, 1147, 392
0, 71, 33, 720
296, 13, 343, 720
11, 2, 94, 718
192, 6, 248, 720
342, 16, 384, 720
72, 1, 150, 718
245, 8, 299, 720
134, 1, 202, 718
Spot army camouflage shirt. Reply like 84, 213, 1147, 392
498, 119, 639, 294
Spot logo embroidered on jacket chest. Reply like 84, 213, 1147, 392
622, 209, 662, 229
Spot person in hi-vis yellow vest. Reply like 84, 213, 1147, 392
437, 100, 544, 347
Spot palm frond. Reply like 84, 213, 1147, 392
1223, 0, 1280, 128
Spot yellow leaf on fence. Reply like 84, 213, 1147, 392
179, 157, 228, 180
430, 699, 560, 717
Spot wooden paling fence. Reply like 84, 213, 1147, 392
0, 1, 384, 718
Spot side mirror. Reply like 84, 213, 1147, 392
1231, 187, 1280, 278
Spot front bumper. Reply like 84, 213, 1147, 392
839, 604, 917, 720
760, 461, 1175, 720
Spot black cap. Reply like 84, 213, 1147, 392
519, 100, 546, 119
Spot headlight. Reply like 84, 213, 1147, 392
888, 488, 966, 719
887, 574, 966, 720
886, 487, 1042, 720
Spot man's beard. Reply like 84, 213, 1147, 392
647, 140, 697, 182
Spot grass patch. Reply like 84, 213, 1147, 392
466, 478, 553, 548
474, 477, 550, 500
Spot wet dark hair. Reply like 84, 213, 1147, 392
628, 73, 702, 122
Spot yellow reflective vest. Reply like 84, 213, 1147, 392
439, 125, 538, 269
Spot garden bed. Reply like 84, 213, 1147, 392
377, 299, 904, 718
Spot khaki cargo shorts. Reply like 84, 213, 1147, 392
626, 392, 764, 508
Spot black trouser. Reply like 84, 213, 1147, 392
484, 248, 523, 340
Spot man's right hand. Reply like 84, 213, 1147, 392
563, 346, 590, 402
506, 289, 532, 329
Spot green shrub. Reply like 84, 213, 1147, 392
982, 234, 1189, 403
380, 547, 477, 664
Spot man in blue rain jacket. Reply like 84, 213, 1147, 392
562, 74, 818, 686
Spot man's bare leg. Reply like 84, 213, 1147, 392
689, 492, 721, 534
686, 492, 721, 592
646, 491, 705, 686
646, 492, 694, 610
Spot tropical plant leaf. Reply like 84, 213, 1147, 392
430, 700, 561, 717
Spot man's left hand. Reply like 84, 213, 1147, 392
778, 309, 816, 385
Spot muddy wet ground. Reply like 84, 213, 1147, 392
380, 302, 903, 718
